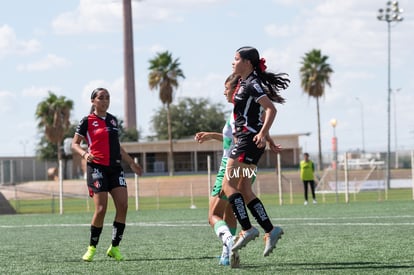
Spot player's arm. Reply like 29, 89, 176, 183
72, 134, 89, 159
194, 132, 223, 143
266, 135, 282, 153
254, 96, 276, 148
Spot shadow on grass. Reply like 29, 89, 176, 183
55, 255, 218, 263
123, 256, 217, 262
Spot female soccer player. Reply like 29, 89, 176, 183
195, 74, 240, 267
222, 46, 290, 258
72, 87, 142, 262
196, 73, 282, 267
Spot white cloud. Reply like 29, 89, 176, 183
52, 0, 122, 34
17, 54, 70, 72
52, 0, 228, 34
0, 25, 41, 58
148, 44, 166, 54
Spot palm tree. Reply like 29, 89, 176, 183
35, 92, 74, 166
148, 51, 185, 176
300, 49, 333, 171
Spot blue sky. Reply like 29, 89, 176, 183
1, 0, 413, 157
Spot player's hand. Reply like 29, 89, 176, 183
253, 133, 266, 148
194, 132, 210, 143
85, 153, 98, 162
269, 143, 282, 153
130, 162, 143, 176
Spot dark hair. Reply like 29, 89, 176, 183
304, 152, 309, 157
225, 73, 240, 91
90, 87, 108, 100
236, 46, 290, 104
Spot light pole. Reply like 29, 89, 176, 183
330, 118, 338, 203
393, 88, 401, 168
19, 140, 29, 156
355, 97, 365, 154
377, 1, 403, 189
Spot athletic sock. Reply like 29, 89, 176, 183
89, 225, 103, 247
247, 198, 274, 233
214, 220, 233, 244
111, 221, 126, 247
229, 227, 237, 236
228, 193, 252, 231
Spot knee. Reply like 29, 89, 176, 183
95, 204, 107, 217
118, 201, 128, 213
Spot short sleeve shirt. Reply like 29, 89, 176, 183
233, 73, 267, 137
300, 160, 315, 181
75, 112, 121, 167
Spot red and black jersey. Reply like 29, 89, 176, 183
75, 112, 121, 167
233, 72, 267, 137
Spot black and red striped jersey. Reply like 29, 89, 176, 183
75, 112, 121, 167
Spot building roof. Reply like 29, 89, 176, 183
121, 133, 310, 153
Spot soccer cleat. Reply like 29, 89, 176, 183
106, 245, 125, 261
313, 199, 317, 204
304, 200, 308, 205
219, 235, 233, 266
82, 245, 96, 262
226, 236, 240, 268
219, 240, 230, 265
232, 226, 259, 252
219, 255, 230, 266
263, 226, 284, 257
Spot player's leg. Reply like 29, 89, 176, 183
303, 181, 309, 205
223, 201, 240, 268
106, 168, 128, 261
237, 163, 283, 257
106, 170, 128, 261
310, 180, 317, 203
83, 164, 108, 262
210, 196, 234, 266
224, 158, 259, 252
83, 191, 108, 261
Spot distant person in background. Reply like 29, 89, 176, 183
300, 152, 317, 205
72, 87, 142, 262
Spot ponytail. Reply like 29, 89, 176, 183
237, 46, 290, 104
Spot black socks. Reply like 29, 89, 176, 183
228, 193, 252, 231
112, 221, 126, 247
247, 198, 273, 233
90, 225, 103, 247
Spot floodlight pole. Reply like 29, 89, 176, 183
377, 1, 403, 190
330, 118, 338, 203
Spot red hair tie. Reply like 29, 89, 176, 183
259, 58, 267, 72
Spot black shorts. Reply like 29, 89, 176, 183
229, 133, 265, 165
86, 162, 127, 197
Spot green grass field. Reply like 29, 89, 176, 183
1, 197, 413, 274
